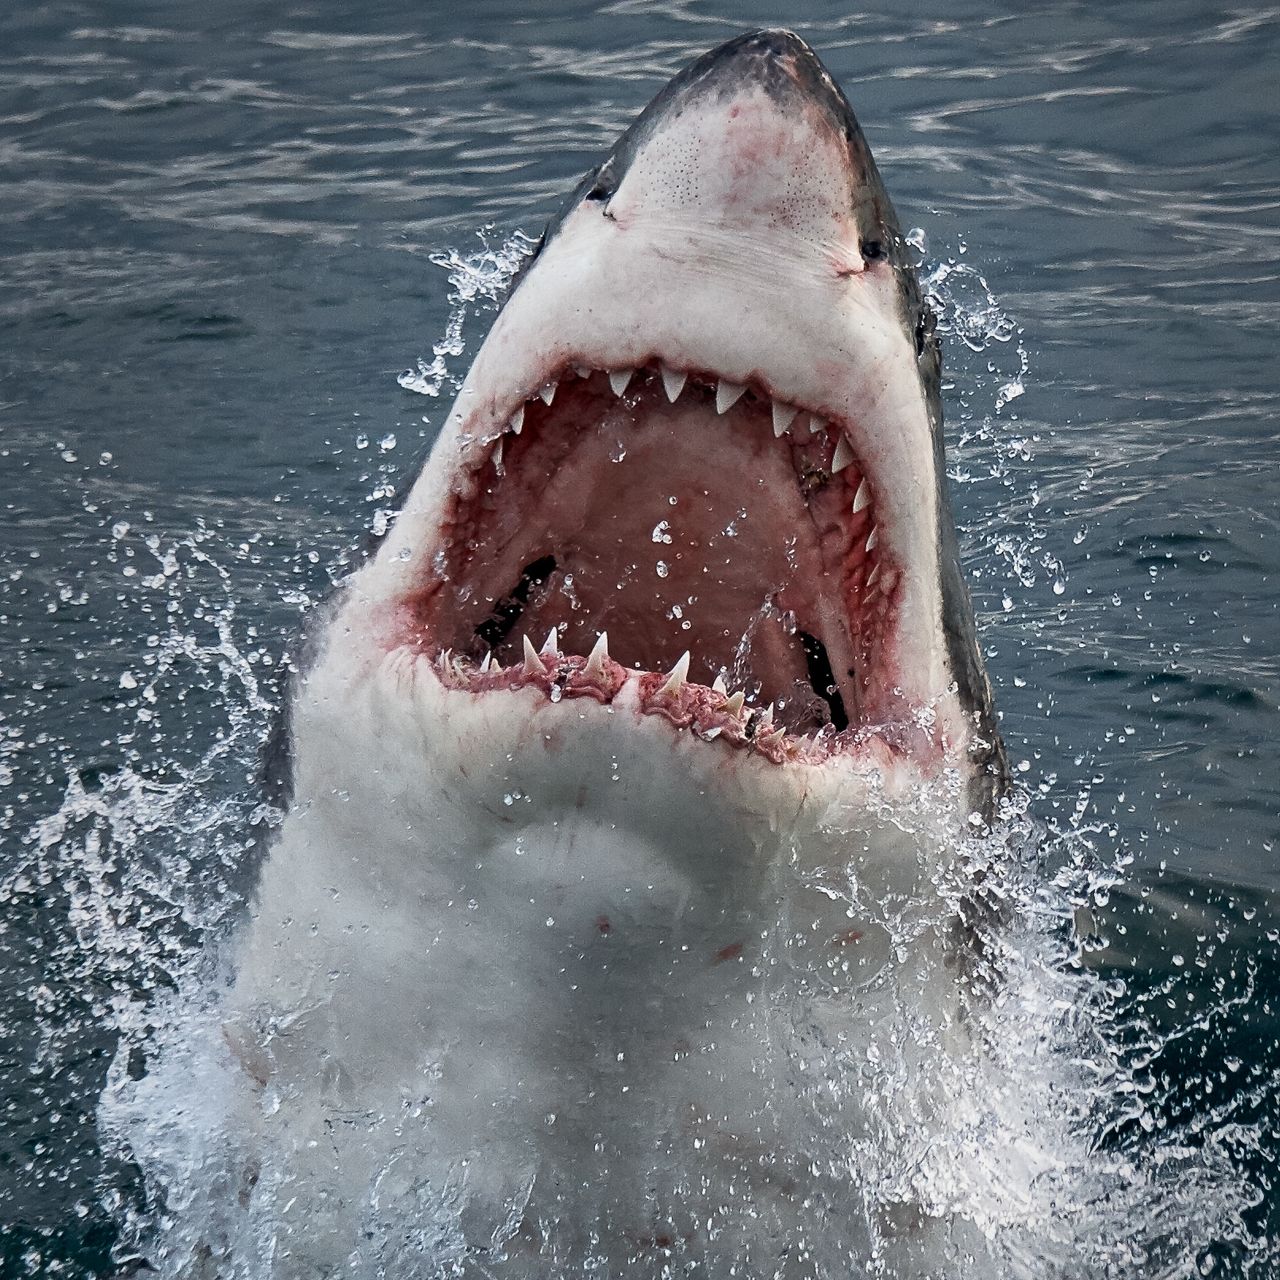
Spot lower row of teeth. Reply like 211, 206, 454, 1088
432, 629, 824, 755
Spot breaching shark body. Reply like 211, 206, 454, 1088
223, 29, 1009, 1280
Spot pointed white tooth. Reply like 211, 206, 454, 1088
809, 414, 825, 435
658, 651, 690, 697
852, 477, 871, 512
574, 363, 593, 379
608, 368, 634, 396
584, 631, 610, 680
660, 365, 687, 402
480, 650, 493, 673
761, 703, 775, 728
541, 627, 559, 657
436, 647, 452, 673
865, 526, 878, 553
724, 691, 746, 716
700, 725, 724, 741
716, 380, 746, 414
866, 563, 881, 588
831, 436, 855, 473
772, 402, 799, 437
492, 436, 504, 470
509, 404, 524, 435
539, 382, 556, 406
522, 634, 542, 675
712, 674, 727, 696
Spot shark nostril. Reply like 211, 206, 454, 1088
861, 239, 885, 261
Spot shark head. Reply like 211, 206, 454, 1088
219, 35, 1013, 1268
319, 29, 1005, 844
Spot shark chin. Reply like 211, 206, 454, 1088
220, 28, 1012, 1280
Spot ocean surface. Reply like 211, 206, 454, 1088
1, 2, 1277, 1276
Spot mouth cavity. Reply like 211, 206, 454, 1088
400, 362, 901, 766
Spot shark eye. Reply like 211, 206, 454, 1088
861, 239, 885, 261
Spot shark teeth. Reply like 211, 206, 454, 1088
865, 526, 878, 553
657, 651, 690, 697
498, 369, 863, 497
772, 401, 799, 437
715, 379, 746, 414
435, 633, 837, 765
522, 634, 543, 675
583, 631, 610, 681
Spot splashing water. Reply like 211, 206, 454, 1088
3, 231, 1271, 1278
396, 228, 539, 400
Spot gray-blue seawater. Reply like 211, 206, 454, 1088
1, 3, 1277, 1276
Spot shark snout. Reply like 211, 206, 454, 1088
599, 30, 879, 254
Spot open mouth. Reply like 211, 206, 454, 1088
399, 359, 906, 767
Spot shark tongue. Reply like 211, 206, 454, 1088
412, 363, 895, 738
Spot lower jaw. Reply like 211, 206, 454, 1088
423, 642, 900, 768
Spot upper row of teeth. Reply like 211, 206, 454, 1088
496, 365, 873, 513
503, 365, 858, 458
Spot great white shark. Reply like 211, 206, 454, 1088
221, 28, 1010, 1279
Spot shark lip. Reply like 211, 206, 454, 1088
398, 357, 909, 766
